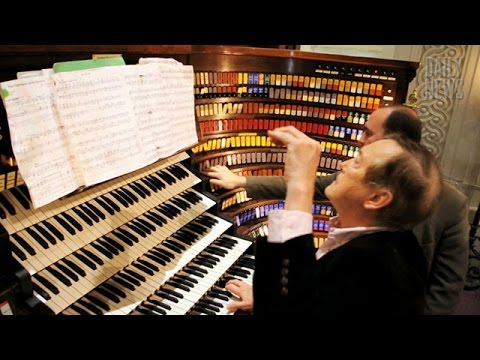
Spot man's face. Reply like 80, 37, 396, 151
358, 107, 393, 146
325, 139, 403, 209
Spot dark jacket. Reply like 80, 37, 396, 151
253, 231, 427, 315
246, 175, 469, 314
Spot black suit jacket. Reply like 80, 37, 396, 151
253, 231, 427, 315
246, 174, 469, 314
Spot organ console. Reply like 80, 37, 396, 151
0, 45, 418, 315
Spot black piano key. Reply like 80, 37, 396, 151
176, 273, 199, 284
140, 177, 158, 192
55, 262, 79, 282
79, 204, 99, 223
133, 181, 150, 196
62, 259, 86, 277
0, 205, 5, 219
132, 262, 155, 276
12, 234, 37, 256
73, 253, 97, 271
162, 169, 178, 183
33, 282, 51, 300
142, 302, 166, 315
96, 286, 122, 302
111, 276, 136, 291
84, 294, 110, 311
78, 204, 100, 223
85, 202, 106, 220
137, 259, 159, 272
164, 203, 181, 215
72, 207, 93, 226
153, 246, 175, 259
137, 302, 167, 315
149, 249, 172, 263
35, 274, 60, 295
70, 304, 91, 315
126, 223, 147, 238
101, 194, 121, 212
0, 192, 15, 215
136, 218, 156, 232
227, 269, 250, 279
9, 240, 27, 260
156, 170, 175, 185
33, 224, 56, 245
77, 299, 103, 315
193, 306, 217, 315
121, 187, 138, 203
114, 189, 134, 205
193, 258, 214, 269
81, 248, 104, 265
204, 247, 227, 257
147, 298, 172, 311
154, 291, 179, 303
211, 287, 233, 298
94, 197, 115, 216
62, 212, 83, 231
197, 300, 221, 313
43, 220, 65, 241
159, 286, 184, 299
135, 307, 154, 315
170, 198, 188, 211
25, 228, 49, 249
128, 183, 147, 199
117, 272, 142, 287
53, 215, 76, 235
156, 206, 174, 220
97, 239, 119, 256
144, 252, 167, 267
183, 267, 205, 278
170, 277, 194, 289
103, 236, 125, 252
101, 283, 127, 299
161, 241, 182, 254
124, 268, 146, 283
91, 243, 114, 260
188, 264, 208, 274
196, 255, 217, 266
117, 228, 138, 243
112, 231, 134, 247
144, 212, 166, 227
46, 267, 72, 287
18, 184, 32, 202
208, 290, 229, 302
10, 188, 30, 210
110, 190, 130, 207
146, 175, 165, 190
165, 238, 186, 251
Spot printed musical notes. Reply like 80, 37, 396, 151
0, 59, 197, 209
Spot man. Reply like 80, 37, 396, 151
250, 126, 442, 314
206, 105, 469, 314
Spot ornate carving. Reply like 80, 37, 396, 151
412, 45, 467, 159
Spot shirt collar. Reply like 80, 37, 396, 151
316, 216, 396, 259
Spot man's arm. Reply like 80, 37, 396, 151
419, 184, 470, 314
245, 173, 337, 200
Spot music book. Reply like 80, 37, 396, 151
0, 58, 198, 209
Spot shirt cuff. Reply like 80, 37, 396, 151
267, 209, 313, 244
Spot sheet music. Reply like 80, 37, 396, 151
126, 62, 197, 163
1, 59, 198, 209
53, 66, 146, 186
0, 74, 79, 208
155, 63, 198, 156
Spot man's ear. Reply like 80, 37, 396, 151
364, 189, 393, 210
